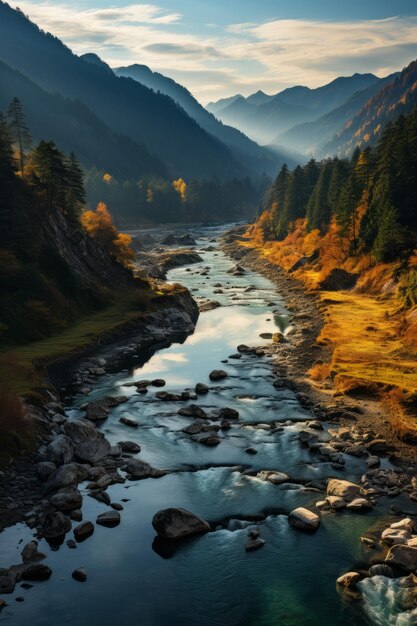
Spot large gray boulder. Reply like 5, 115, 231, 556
64, 419, 99, 444
74, 437, 111, 464
45, 435, 74, 466
44, 463, 79, 494
288, 507, 320, 532
21, 541, 46, 564
22, 564, 52, 581
123, 458, 164, 479
49, 489, 82, 512
73, 521, 94, 542
152, 508, 210, 540
85, 401, 110, 422
96, 511, 120, 527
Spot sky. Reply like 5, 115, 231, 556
11, 0, 417, 104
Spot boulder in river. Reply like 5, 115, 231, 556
22, 564, 52, 582
41, 511, 72, 539
96, 511, 121, 527
49, 489, 82, 512
118, 441, 141, 454
385, 545, 417, 572
85, 400, 110, 422
218, 407, 239, 420
195, 383, 209, 395
74, 437, 111, 464
326, 479, 361, 501
0, 575, 15, 594
123, 458, 164, 479
72, 568, 87, 583
336, 572, 360, 588
209, 370, 228, 381
21, 541, 45, 564
288, 507, 320, 532
119, 417, 139, 428
152, 508, 210, 540
73, 521, 94, 542
245, 528, 265, 551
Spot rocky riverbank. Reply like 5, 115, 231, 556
0, 286, 199, 532
221, 229, 417, 467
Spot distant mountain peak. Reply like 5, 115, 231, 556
80, 53, 113, 75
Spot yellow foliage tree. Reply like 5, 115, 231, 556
173, 178, 187, 202
102, 173, 112, 183
81, 202, 134, 266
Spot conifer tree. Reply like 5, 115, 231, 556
7, 97, 31, 179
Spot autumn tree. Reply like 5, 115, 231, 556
81, 202, 134, 266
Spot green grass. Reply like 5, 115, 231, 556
0, 288, 158, 396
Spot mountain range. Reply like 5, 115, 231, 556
0, 1, 291, 182
207, 65, 417, 159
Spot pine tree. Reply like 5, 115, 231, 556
65, 153, 85, 221
0, 113, 17, 248
7, 97, 31, 179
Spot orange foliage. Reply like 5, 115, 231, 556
308, 362, 332, 382
173, 178, 187, 202
102, 173, 112, 182
81, 202, 134, 266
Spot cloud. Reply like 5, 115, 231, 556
9, 3, 417, 103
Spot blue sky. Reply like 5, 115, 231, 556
12, 0, 417, 103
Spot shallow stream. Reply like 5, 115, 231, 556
0, 226, 414, 626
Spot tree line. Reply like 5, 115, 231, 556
85, 170, 266, 226
260, 106, 417, 263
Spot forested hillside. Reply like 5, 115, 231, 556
258, 107, 417, 265
0, 103, 149, 346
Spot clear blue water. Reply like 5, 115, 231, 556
0, 226, 414, 625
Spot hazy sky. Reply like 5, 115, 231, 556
12, 0, 417, 103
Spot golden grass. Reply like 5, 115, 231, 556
383, 389, 417, 443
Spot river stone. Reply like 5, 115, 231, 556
195, 383, 209, 395
45, 435, 74, 466
390, 518, 414, 533
178, 404, 207, 418
134, 380, 151, 389
336, 572, 360, 588
346, 498, 372, 510
88, 490, 111, 505
37, 462, 56, 481
72, 568, 87, 583
209, 370, 228, 381
85, 401, 110, 422
42, 511, 72, 539
218, 407, 239, 420
0, 575, 16, 594
22, 564, 52, 581
49, 489, 82, 512
326, 496, 346, 509
267, 472, 290, 485
96, 511, 121, 527
245, 535, 266, 551
381, 528, 411, 545
151, 379, 166, 387
118, 441, 141, 454
74, 521, 94, 542
152, 508, 210, 540
198, 434, 221, 446
385, 545, 417, 571
21, 541, 45, 564
119, 417, 139, 428
182, 423, 203, 435
326, 479, 361, 501
123, 458, 163, 479
369, 564, 395, 578
44, 463, 79, 494
288, 507, 320, 532
63, 420, 98, 444
74, 437, 111, 464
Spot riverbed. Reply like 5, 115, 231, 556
0, 225, 414, 626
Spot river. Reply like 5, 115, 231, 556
0, 225, 415, 626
